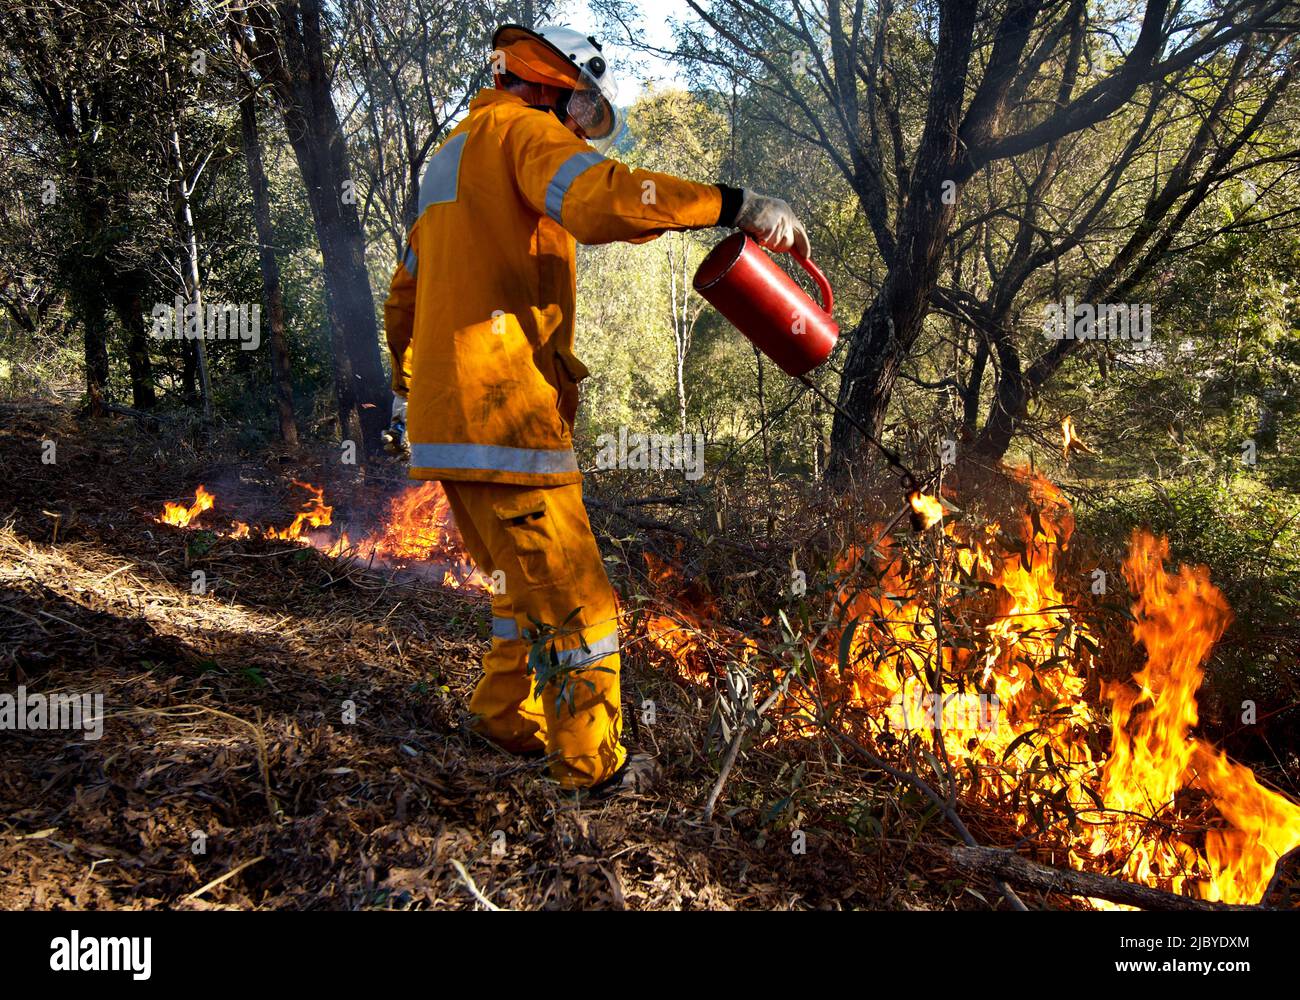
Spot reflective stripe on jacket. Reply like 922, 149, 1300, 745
384, 88, 723, 486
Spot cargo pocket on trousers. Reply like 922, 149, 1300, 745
493, 491, 573, 590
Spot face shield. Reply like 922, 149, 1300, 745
565, 65, 625, 154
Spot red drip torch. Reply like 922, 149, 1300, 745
692, 232, 840, 378
693, 233, 933, 525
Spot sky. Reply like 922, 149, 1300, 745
575, 0, 696, 95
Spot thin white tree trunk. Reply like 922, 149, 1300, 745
160, 21, 211, 421
173, 126, 212, 421
670, 237, 691, 436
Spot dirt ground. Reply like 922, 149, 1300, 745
0, 402, 957, 910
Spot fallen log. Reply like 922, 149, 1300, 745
1259, 845, 1300, 909
947, 845, 1259, 911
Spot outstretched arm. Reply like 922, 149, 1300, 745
503, 108, 724, 245
504, 109, 809, 255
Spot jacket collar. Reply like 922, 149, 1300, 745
470, 88, 527, 112
471, 87, 564, 121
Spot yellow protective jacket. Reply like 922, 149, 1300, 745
384, 88, 725, 486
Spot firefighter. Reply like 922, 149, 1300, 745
383, 23, 808, 795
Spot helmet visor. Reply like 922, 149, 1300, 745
567, 66, 625, 154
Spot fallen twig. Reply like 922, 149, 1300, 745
184, 855, 266, 903
449, 859, 502, 911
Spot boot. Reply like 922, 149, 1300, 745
585, 752, 661, 799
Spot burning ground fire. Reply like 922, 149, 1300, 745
639, 469, 1300, 907
156, 469, 1298, 906
159, 484, 215, 526
156, 481, 488, 591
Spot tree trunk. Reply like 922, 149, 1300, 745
157, 23, 213, 423
974, 324, 1026, 457
76, 284, 110, 416
811, 393, 824, 479
111, 282, 157, 410
239, 84, 299, 447
827, 0, 978, 482
962, 337, 988, 436
263, 0, 387, 453
171, 125, 213, 422
754, 346, 771, 478
668, 233, 690, 435
182, 340, 198, 407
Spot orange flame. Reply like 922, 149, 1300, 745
1062, 415, 1089, 460
909, 491, 945, 530
158, 485, 215, 527
362, 482, 461, 562
153, 480, 486, 591
263, 481, 333, 540
345, 482, 490, 591
1090, 531, 1300, 903
633, 468, 1300, 906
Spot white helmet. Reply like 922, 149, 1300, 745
493, 23, 626, 153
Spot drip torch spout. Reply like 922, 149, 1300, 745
796, 373, 926, 498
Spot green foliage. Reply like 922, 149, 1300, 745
524, 608, 615, 715
1081, 479, 1300, 607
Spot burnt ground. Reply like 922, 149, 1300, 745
0, 401, 971, 910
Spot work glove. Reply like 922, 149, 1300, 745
382, 393, 410, 460
735, 190, 811, 258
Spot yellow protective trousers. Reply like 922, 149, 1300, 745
441, 479, 626, 788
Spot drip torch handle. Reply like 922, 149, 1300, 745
791, 249, 834, 316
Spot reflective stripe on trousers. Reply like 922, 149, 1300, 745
493, 615, 620, 668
